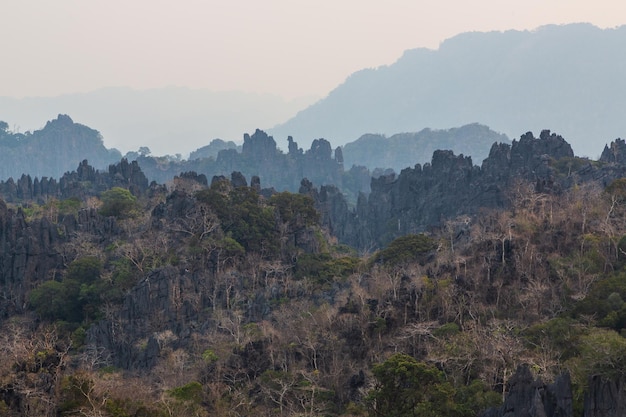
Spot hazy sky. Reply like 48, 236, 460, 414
2, 0, 626, 100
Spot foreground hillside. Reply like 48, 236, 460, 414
1, 129, 626, 415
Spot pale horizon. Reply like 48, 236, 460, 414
2, 1, 626, 101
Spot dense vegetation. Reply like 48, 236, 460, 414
1, 162, 626, 416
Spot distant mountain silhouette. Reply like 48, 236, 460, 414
0, 86, 316, 156
189, 139, 241, 161
0, 113, 508, 203
0, 114, 121, 180
342, 123, 509, 171
269, 23, 626, 158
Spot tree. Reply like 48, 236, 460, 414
367, 353, 459, 417
198, 186, 278, 255
270, 192, 321, 257
270, 192, 319, 232
372, 234, 436, 267
138, 146, 151, 157
99, 187, 140, 219
29, 280, 76, 322
29, 257, 103, 324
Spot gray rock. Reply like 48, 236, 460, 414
481, 365, 572, 417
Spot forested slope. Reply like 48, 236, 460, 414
1, 132, 626, 416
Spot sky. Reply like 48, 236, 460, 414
2, 0, 626, 101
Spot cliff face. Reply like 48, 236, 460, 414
482, 365, 574, 417
584, 375, 626, 417
0, 201, 120, 319
600, 138, 626, 165
481, 365, 573, 417
0, 200, 60, 317
0, 158, 151, 318
481, 366, 626, 417
88, 265, 205, 369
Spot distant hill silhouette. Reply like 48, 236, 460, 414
0, 114, 121, 180
270, 23, 626, 158
0, 86, 316, 156
342, 123, 509, 171
1, 114, 510, 202
189, 138, 241, 161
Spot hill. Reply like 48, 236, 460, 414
0, 86, 316, 156
2, 131, 626, 415
341, 123, 509, 171
0, 116, 511, 210
0, 114, 121, 180
270, 23, 626, 157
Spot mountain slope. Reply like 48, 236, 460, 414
270, 23, 626, 157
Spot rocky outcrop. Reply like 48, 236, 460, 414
0, 199, 120, 318
135, 129, 348, 195
600, 138, 626, 165
0, 159, 150, 204
481, 366, 626, 417
308, 130, 626, 249
88, 265, 206, 369
0, 201, 59, 317
0, 159, 149, 318
481, 365, 573, 417
584, 375, 626, 417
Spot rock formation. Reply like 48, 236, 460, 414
481, 365, 572, 417
307, 130, 626, 250
0, 159, 149, 204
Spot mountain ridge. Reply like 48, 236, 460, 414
269, 23, 626, 157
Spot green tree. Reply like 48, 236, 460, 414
605, 178, 626, 203
198, 186, 278, 255
367, 353, 459, 417
29, 280, 78, 322
167, 381, 207, 416
29, 257, 103, 323
566, 327, 626, 414
100, 187, 140, 219
270, 192, 320, 232
568, 328, 626, 382
372, 234, 436, 267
